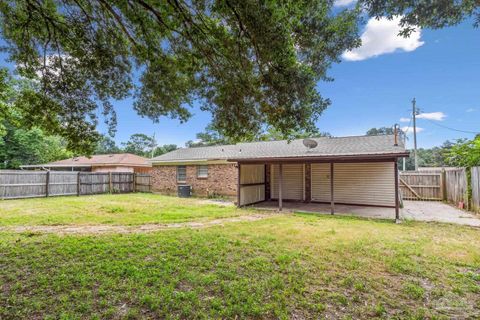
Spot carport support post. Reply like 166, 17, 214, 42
278, 163, 283, 211
394, 161, 400, 223
330, 162, 334, 215
237, 163, 241, 207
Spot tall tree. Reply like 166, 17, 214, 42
0, 122, 72, 169
122, 133, 155, 157
94, 135, 122, 154
366, 127, 394, 136
153, 144, 177, 157
0, 1, 360, 153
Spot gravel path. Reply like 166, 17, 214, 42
0, 213, 281, 235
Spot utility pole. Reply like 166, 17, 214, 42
402, 130, 406, 171
412, 98, 418, 171
151, 132, 157, 158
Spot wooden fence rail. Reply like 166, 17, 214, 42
0, 171, 151, 200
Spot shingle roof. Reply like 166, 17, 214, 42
151, 135, 407, 163
24, 153, 151, 168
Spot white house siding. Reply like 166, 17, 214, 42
239, 164, 265, 206
270, 164, 305, 200
311, 162, 395, 207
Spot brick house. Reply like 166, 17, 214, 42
150, 134, 408, 218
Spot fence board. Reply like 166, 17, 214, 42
399, 172, 443, 200
135, 174, 151, 193
0, 170, 151, 200
445, 168, 468, 209
471, 167, 480, 213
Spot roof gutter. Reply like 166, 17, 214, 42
227, 152, 410, 163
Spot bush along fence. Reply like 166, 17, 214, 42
0, 171, 151, 200
400, 167, 480, 213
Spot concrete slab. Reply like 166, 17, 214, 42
253, 201, 396, 220
402, 201, 480, 227
252, 200, 480, 227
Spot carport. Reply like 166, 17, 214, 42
230, 135, 409, 222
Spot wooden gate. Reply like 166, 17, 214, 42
399, 171, 444, 201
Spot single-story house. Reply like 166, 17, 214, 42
150, 134, 409, 218
21, 153, 152, 173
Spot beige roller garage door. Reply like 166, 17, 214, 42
271, 164, 304, 200
311, 162, 395, 207
311, 163, 331, 202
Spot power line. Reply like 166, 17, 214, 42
424, 118, 480, 135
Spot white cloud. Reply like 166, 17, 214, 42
342, 16, 424, 61
416, 112, 446, 121
466, 108, 476, 113
399, 117, 410, 122
334, 0, 356, 7
402, 126, 424, 134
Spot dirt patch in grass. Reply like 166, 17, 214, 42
0, 213, 280, 235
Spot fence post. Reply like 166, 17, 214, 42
109, 172, 113, 193
133, 173, 136, 192
441, 169, 447, 201
45, 171, 50, 197
77, 172, 81, 196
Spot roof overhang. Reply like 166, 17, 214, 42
20, 164, 92, 169
227, 152, 410, 163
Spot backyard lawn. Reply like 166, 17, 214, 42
0, 194, 479, 319
0, 193, 250, 226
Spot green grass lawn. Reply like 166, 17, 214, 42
0, 194, 479, 319
0, 193, 251, 226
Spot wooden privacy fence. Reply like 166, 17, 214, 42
445, 168, 468, 209
399, 171, 444, 201
0, 171, 151, 200
472, 167, 480, 213
400, 167, 480, 213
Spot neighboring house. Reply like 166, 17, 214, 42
150, 134, 408, 215
21, 153, 152, 173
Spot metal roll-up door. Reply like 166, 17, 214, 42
271, 164, 304, 200
310, 162, 395, 206
333, 162, 395, 207
311, 163, 330, 202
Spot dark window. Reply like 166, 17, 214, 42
197, 165, 208, 178
177, 165, 187, 182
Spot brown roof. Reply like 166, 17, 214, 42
23, 153, 151, 168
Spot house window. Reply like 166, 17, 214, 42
177, 165, 187, 182
197, 165, 208, 178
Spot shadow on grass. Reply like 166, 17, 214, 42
292, 211, 398, 225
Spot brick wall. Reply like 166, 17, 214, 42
151, 163, 238, 197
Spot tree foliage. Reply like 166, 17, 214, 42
94, 135, 122, 155
366, 126, 394, 136
360, 0, 480, 36
0, 121, 72, 169
122, 133, 156, 157
186, 124, 331, 147
444, 135, 480, 168
0, 0, 361, 153
153, 144, 177, 157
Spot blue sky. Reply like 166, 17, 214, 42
2, 16, 479, 149
104, 19, 479, 149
